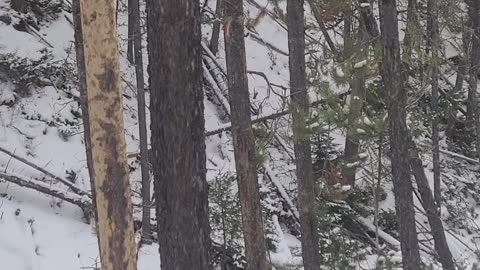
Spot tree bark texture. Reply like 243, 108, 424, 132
145, 0, 212, 269
467, 0, 480, 161
78, 0, 138, 269
286, 1, 320, 269
209, 0, 223, 55
223, 1, 271, 269
131, 0, 151, 244
378, 0, 421, 269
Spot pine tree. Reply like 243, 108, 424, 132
223, 0, 271, 269
378, 0, 421, 268
145, 0, 212, 269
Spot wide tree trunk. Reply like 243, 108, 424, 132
378, 0, 421, 269
286, 1, 320, 269
131, 0, 151, 244
78, 0, 138, 269
145, 0, 212, 269
223, 1, 271, 269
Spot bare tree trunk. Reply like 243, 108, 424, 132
467, 0, 480, 161
72, 0, 97, 222
286, 1, 320, 269
447, 29, 470, 138
131, 0, 151, 244
127, 0, 134, 64
427, 0, 441, 211
209, 0, 223, 55
408, 140, 455, 270
378, 0, 421, 269
306, 0, 339, 58
145, 0, 212, 269
78, 0, 138, 268
403, 0, 418, 63
223, 1, 271, 269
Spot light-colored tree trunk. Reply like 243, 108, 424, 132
78, 0, 137, 269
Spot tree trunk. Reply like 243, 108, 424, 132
209, 0, 223, 55
467, 0, 480, 161
127, 0, 134, 64
78, 0, 138, 269
378, 0, 421, 269
403, 0, 418, 64
223, 1, 271, 269
409, 139, 455, 270
286, 1, 320, 269
447, 30, 470, 138
427, 0, 441, 211
342, 0, 373, 187
72, 0, 97, 222
131, 0, 151, 244
145, 0, 212, 269
307, 0, 339, 58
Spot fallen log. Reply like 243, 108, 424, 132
0, 171, 92, 221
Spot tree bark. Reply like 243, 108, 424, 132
408, 140, 455, 270
286, 1, 320, 269
72, 0, 97, 222
378, 0, 421, 269
403, 0, 418, 64
209, 0, 223, 55
127, 0, 134, 64
427, 0, 441, 211
145, 0, 212, 269
467, 0, 480, 161
223, 1, 271, 269
131, 0, 151, 244
78, 0, 138, 269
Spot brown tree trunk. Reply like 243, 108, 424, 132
409, 140, 455, 270
286, 1, 320, 269
145, 0, 212, 269
223, 1, 271, 269
209, 0, 223, 55
72, 0, 96, 222
78, 0, 138, 269
427, 0, 441, 211
131, 0, 151, 244
378, 0, 421, 269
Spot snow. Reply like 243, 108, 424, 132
354, 60, 367, 69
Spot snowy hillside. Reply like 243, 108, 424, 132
1, 0, 480, 269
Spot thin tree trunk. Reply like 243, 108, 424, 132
447, 30, 470, 138
343, 0, 373, 187
209, 0, 223, 55
378, 0, 421, 269
145, 0, 212, 269
307, 0, 339, 58
127, 0, 134, 64
408, 139, 455, 270
223, 1, 271, 269
427, 0, 441, 211
403, 0, 418, 64
286, 1, 320, 269
78, 0, 137, 268
131, 0, 151, 244
72, 0, 97, 222
467, 0, 480, 161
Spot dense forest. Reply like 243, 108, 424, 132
0, 0, 480, 269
